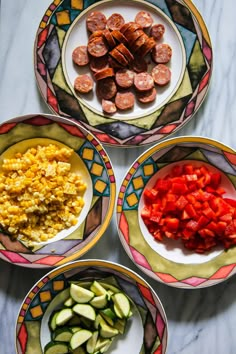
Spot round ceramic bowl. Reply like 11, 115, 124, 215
117, 136, 236, 289
0, 114, 116, 268
15, 259, 168, 354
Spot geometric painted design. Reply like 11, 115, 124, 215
34, 0, 213, 147
15, 260, 168, 354
0, 114, 116, 268
116, 136, 236, 289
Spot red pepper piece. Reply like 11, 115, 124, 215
172, 182, 188, 194
176, 195, 188, 210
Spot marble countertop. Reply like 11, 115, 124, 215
0, 1, 236, 353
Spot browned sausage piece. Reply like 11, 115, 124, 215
102, 99, 117, 114
116, 43, 134, 63
151, 64, 171, 86
115, 69, 134, 88
74, 74, 93, 94
152, 43, 172, 64
150, 24, 165, 41
127, 29, 144, 46
103, 29, 116, 48
107, 13, 125, 31
120, 22, 135, 34
94, 67, 115, 81
135, 11, 153, 29
86, 11, 107, 32
131, 56, 148, 73
115, 91, 135, 110
96, 77, 117, 99
123, 22, 142, 38
72, 46, 89, 66
88, 30, 104, 41
137, 87, 157, 103
130, 33, 148, 53
90, 55, 109, 73
138, 37, 156, 57
87, 36, 108, 57
109, 47, 128, 67
111, 30, 129, 46
108, 56, 123, 69
134, 72, 154, 92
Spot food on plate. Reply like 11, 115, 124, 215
115, 91, 135, 110
72, 46, 89, 66
86, 11, 107, 32
107, 13, 125, 31
74, 74, 94, 94
152, 43, 172, 64
44, 280, 133, 354
72, 10, 172, 112
141, 163, 236, 253
151, 64, 171, 86
0, 144, 87, 244
135, 11, 154, 29
150, 23, 165, 40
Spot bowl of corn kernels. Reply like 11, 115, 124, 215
0, 114, 116, 268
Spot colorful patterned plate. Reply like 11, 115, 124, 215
116, 136, 236, 289
15, 259, 168, 354
0, 114, 116, 268
34, 0, 212, 147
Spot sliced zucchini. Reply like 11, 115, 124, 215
72, 347, 86, 354
64, 296, 75, 307
86, 330, 99, 353
70, 329, 92, 350
113, 303, 123, 319
99, 320, 119, 338
70, 326, 81, 333
70, 283, 94, 304
113, 318, 127, 334
73, 304, 96, 321
44, 341, 68, 354
89, 294, 108, 309
53, 327, 73, 342
99, 282, 120, 294
94, 314, 105, 330
112, 293, 131, 318
56, 308, 74, 326
90, 281, 107, 296
67, 315, 81, 326
94, 337, 112, 351
49, 311, 59, 331
99, 308, 116, 327
100, 339, 113, 353
79, 317, 94, 330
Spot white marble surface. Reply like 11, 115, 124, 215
0, 1, 236, 353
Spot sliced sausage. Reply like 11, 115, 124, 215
126, 29, 144, 46
108, 56, 123, 69
109, 47, 128, 66
120, 22, 135, 34
137, 87, 157, 103
130, 56, 148, 73
130, 33, 148, 53
111, 30, 129, 46
116, 43, 134, 63
107, 13, 125, 31
115, 91, 135, 110
123, 22, 142, 37
86, 11, 107, 32
89, 55, 109, 73
96, 77, 117, 99
134, 72, 154, 92
88, 30, 104, 41
103, 29, 116, 48
150, 24, 165, 41
151, 64, 171, 86
135, 11, 153, 29
115, 69, 134, 88
74, 74, 93, 94
94, 67, 115, 81
138, 37, 156, 57
102, 99, 117, 114
152, 43, 172, 64
72, 46, 89, 66
87, 36, 108, 57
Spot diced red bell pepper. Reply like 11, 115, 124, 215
141, 206, 151, 218
186, 220, 198, 232
154, 179, 171, 192
172, 182, 188, 194
210, 172, 221, 188
183, 164, 194, 175
185, 204, 197, 218
176, 196, 188, 210
165, 217, 180, 232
